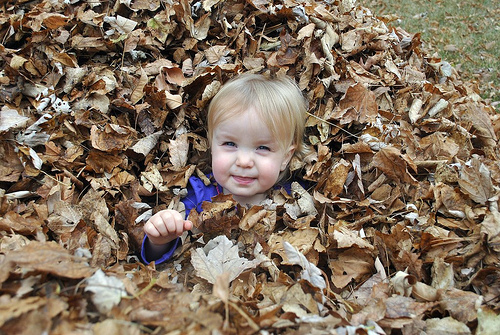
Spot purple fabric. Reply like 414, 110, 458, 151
140, 175, 220, 264
140, 174, 305, 264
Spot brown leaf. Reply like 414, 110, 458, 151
328, 247, 374, 289
384, 295, 436, 320
168, 133, 189, 170
0, 142, 24, 182
455, 101, 497, 148
269, 228, 319, 263
2, 0, 500, 331
130, 68, 149, 104
115, 200, 144, 250
86, 149, 124, 173
1, 241, 95, 284
372, 146, 418, 185
424, 317, 472, 335
191, 194, 239, 239
439, 288, 483, 323
128, 131, 163, 157
320, 159, 350, 199
470, 267, 500, 305
239, 206, 271, 231
202, 0, 224, 11
276, 31, 299, 66
418, 132, 459, 161
458, 156, 495, 205
0, 211, 43, 235
27, 12, 68, 31
190, 13, 211, 40
70, 35, 108, 51
337, 82, 378, 124
205, 45, 229, 64
480, 211, 500, 253
0, 296, 67, 331
46, 201, 83, 235
333, 225, 374, 250
131, 0, 161, 11
90, 125, 136, 152
432, 182, 467, 218
165, 91, 183, 109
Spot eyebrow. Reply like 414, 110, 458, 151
214, 131, 278, 146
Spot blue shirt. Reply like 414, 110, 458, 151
140, 174, 301, 264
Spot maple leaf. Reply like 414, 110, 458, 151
191, 235, 261, 284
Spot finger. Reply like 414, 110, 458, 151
165, 217, 186, 237
147, 214, 171, 236
145, 211, 176, 236
159, 210, 183, 222
144, 221, 161, 237
158, 210, 185, 236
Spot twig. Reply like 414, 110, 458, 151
126, 277, 157, 300
228, 300, 260, 332
63, 169, 84, 189
306, 111, 359, 139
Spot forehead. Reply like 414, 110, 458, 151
214, 111, 275, 139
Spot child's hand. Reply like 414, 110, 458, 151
143, 209, 193, 246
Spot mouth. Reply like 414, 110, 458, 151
232, 175, 256, 185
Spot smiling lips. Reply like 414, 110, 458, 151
232, 175, 256, 185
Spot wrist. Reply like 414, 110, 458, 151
142, 235, 180, 264
147, 235, 176, 247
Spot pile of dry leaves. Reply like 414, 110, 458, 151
1, 0, 500, 334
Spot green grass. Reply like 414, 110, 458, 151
361, 0, 500, 110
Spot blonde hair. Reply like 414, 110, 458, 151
207, 73, 307, 161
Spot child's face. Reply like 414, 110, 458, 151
211, 108, 295, 206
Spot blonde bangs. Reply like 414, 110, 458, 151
207, 74, 306, 155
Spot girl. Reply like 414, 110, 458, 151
141, 73, 308, 264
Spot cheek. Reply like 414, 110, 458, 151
211, 150, 231, 175
258, 158, 283, 181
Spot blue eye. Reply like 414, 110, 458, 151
223, 142, 236, 147
257, 146, 271, 151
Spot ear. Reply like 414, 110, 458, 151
280, 145, 296, 171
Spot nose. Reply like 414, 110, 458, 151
235, 150, 254, 168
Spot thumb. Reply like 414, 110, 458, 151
184, 220, 193, 231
